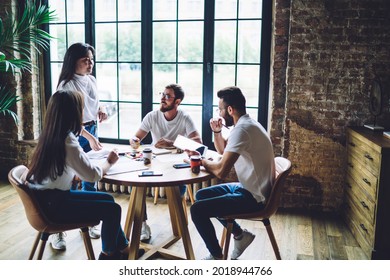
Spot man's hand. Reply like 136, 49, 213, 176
155, 138, 173, 148
89, 136, 103, 151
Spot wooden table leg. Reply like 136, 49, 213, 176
127, 186, 146, 260
165, 186, 195, 260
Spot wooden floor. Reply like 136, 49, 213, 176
0, 180, 368, 260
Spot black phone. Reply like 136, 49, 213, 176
173, 163, 191, 169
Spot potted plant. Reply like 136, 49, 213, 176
0, 0, 55, 124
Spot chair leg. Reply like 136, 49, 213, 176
80, 227, 95, 260
222, 221, 234, 260
154, 187, 158, 204
262, 218, 281, 260
182, 197, 188, 224
186, 184, 195, 205
37, 232, 49, 260
29, 232, 41, 259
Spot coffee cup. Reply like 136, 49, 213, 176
143, 148, 152, 165
190, 155, 201, 174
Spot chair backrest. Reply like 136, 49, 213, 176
229, 156, 292, 220
262, 157, 292, 217
8, 165, 50, 232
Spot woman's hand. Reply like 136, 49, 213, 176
107, 149, 119, 165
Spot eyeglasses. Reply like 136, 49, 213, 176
159, 92, 175, 100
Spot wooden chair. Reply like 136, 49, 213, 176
219, 157, 292, 260
8, 165, 99, 260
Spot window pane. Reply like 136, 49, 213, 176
215, 0, 237, 19
214, 21, 237, 63
237, 20, 261, 63
49, 0, 65, 22
213, 64, 235, 105
153, 65, 176, 103
237, 65, 259, 107
49, 24, 66, 61
118, 0, 141, 21
153, 22, 177, 62
247, 107, 258, 123
178, 0, 204, 20
153, 0, 177, 20
119, 103, 142, 139
95, 0, 116, 22
50, 63, 62, 93
99, 110, 118, 139
118, 23, 141, 61
119, 63, 141, 102
67, 0, 84, 22
96, 63, 118, 100
178, 22, 203, 63
96, 24, 117, 61
67, 24, 85, 46
239, 0, 263, 19
178, 64, 202, 104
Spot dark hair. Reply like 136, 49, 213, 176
27, 90, 84, 183
166, 83, 185, 101
57, 42, 95, 88
217, 86, 246, 114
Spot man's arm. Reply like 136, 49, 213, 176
202, 151, 239, 180
129, 128, 148, 149
187, 130, 202, 144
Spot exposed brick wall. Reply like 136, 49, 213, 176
271, 0, 390, 211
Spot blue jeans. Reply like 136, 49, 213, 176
190, 183, 265, 257
143, 185, 186, 221
78, 123, 97, 191
34, 189, 128, 255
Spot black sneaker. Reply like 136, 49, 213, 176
98, 251, 122, 260
120, 248, 146, 260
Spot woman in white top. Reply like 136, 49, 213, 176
25, 90, 140, 260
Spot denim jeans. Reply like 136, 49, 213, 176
190, 183, 265, 257
78, 123, 97, 191
34, 189, 128, 255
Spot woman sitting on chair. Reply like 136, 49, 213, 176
25, 89, 139, 260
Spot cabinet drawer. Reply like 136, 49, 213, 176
346, 174, 376, 225
344, 203, 373, 258
346, 154, 378, 200
347, 133, 381, 177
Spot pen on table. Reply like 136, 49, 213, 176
118, 152, 126, 156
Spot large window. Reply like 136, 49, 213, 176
45, 0, 271, 148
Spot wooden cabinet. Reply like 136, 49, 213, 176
344, 127, 390, 259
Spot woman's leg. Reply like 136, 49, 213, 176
48, 190, 128, 255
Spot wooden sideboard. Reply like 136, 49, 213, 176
344, 127, 390, 259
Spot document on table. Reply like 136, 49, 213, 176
89, 155, 149, 175
173, 135, 208, 156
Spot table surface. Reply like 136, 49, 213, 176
101, 149, 215, 187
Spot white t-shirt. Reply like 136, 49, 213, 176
28, 132, 103, 191
224, 114, 275, 203
140, 109, 197, 145
57, 74, 99, 123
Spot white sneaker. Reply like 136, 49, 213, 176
89, 225, 101, 239
140, 222, 151, 241
230, 229, 255, 260
49, 232, 67, 250
202, 254, 222, 260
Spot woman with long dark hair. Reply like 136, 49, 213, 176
26, 90, 134, 260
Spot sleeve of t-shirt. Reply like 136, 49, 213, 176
224, 126, 249, 154
184, 114, 197, 136
65, 134, 103, 182
139, 111, 153, 133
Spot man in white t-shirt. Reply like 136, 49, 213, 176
129, 83, 202, 241
189, 86, 275, 260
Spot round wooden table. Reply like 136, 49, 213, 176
101, 152, 214, 260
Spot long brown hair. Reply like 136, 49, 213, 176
27, 90, 84, 183
57, 42, 95, 88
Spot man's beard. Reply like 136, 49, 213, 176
160, 102, 175, 113
224, 113, 234, 127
